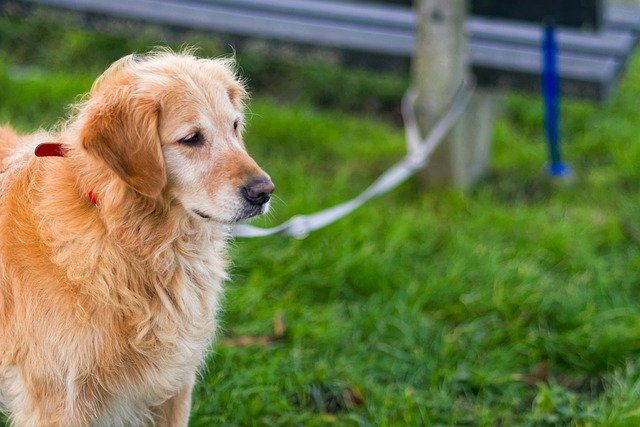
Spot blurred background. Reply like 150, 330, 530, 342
3, 0, 640, 425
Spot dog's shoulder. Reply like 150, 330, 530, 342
0, 130, 55, 198
0, 125, 19, 164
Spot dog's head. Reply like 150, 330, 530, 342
79, 50, 273, 223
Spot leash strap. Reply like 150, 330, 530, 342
232, 79, 476, 239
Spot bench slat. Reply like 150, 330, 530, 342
184, 0, 414, 30
23, 0, 416, 55
469, 17, 635, 58
605, 4, 640, 33
471, 41, 622, 100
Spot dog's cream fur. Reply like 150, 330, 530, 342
0, 50, 272, 426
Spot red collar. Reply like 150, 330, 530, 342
34, 142, 66, 157
34, 142, 99, 206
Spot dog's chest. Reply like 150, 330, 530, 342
136, 257, 222, 376
93, 245, 226, 417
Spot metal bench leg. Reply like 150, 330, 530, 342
542, 24, 571, 178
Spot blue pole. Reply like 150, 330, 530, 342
542, 24, 570, 177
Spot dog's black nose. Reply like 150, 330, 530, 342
242, 178, 275, 205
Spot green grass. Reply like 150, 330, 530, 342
4, 8, 640, 426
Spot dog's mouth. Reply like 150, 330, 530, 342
193, 209, 212, 220
235, 202, 270, 222
192, 201, 269, 223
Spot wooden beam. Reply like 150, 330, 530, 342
413, 0, 487, 188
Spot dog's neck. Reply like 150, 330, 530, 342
35, 142, 100, 206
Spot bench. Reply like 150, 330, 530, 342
4, 0, 640, 186
7, 0, 639, 102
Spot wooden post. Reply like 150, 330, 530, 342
412, 0, 496, 189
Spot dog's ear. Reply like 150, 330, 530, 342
81, 84, 166, 198
206, 57, 247, 110
90, 54, 135, 95
226, 80, 247, 110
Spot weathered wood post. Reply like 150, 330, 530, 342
412, 0, 497, 189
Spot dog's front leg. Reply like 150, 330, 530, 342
152, 374, 195, 427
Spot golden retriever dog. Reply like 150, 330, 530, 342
0, 49, 274, 426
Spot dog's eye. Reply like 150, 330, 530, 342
179, 132, 201, 146
233, 119, 239, 132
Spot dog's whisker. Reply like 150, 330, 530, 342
270, 193, 287, 208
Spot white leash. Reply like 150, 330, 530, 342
232, 79, 476, 239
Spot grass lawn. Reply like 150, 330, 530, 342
3, 9, 640, 426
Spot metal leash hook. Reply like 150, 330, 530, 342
232, 79, 476, 239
